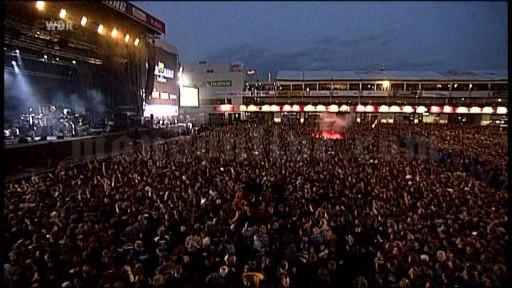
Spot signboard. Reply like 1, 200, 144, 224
207, 80, 232, 87
362, 91, 389, 97
277, 91, 302, 96
469, 91, 491, 98
310, 91, 330, 96
102, 1, 166, 34
132, 6, 147, 22
150, 46, 178, 103
155, 61, 175, 83
421, 91, 451, 97
213, 92, 250, 97
332, 91, 360, 97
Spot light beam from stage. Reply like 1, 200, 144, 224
15, 49, 25, 70
11, 61, 19, 73
4, 64, 42, 118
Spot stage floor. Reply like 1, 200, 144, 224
4, 128, 190, 178
4, 125, 189, 148
4, 134, 100, 148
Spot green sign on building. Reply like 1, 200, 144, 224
207, 80, 232, 87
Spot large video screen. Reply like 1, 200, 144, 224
153, 46, 179, 102
179, 86, 199, 107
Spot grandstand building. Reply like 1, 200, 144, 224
240, 70, 508, 125
173, 68, 507, 126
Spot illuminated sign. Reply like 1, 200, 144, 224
379, 105, 390, 113
132, 7, 147, 21
103, 1, 127, 12
216, 105, 235, 112
316, 105, 326, 112
442, 105, 454, 114
328, 105, 339, 112
365, 105, 376, 113
207, 80, 232, 87
430, 106, 441, 113
496, 107, 507, 114
339, 105, 351, 112
482, 107, 494, 114
155, 61, 174, 83
416, 106, 428, 113
304, 105, 315, 112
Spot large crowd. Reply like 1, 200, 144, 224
4, 120, 508, 288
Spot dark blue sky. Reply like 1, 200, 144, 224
136, 1, 507, 76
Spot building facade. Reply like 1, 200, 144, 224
179, 62, 246, 125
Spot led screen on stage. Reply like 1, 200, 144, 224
179, 86, 199, 107
143, 104, 178, 117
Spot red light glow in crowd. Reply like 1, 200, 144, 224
313, 130, 343, 139
313, 112, 355, 140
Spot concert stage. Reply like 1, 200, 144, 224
4, 126, 189, 177
4, 1, 166, 147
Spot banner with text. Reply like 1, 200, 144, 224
207, 80, 232, 88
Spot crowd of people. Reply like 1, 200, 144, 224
4, 120, 508, 288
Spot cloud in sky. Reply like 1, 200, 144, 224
205, 31, 448, 75
135, 1, 508, 75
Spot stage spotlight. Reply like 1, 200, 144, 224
72, 60, 76, 64
111, 28, 118, 38
36, 1, 45, 11
59, 9, 67, 19
125, 34, 130, 43
43, 55, 48, 60
98, 24, 104, 34
56, 57, 60, 61
81, 16, 87, 26
16, 49, 20, 54
134, 38, 140, 46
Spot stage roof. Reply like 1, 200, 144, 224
103, 1, 165, 35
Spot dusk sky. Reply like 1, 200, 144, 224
135, 1, 508, 76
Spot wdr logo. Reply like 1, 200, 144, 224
45, 20, 73, 31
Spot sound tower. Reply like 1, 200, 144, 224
145, 40, 156, 100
